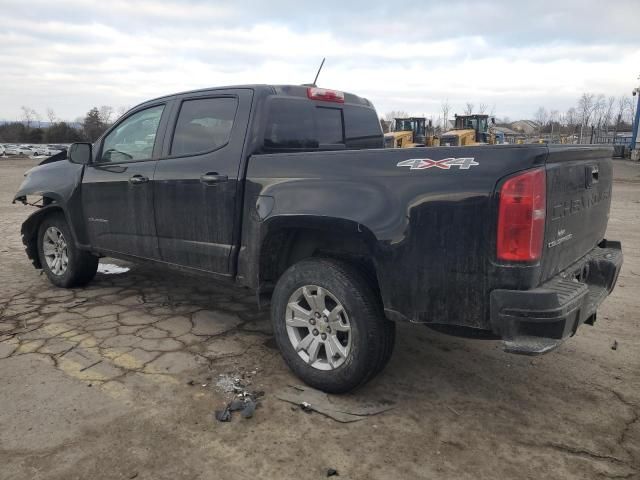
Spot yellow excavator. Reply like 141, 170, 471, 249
440, 114, 496, 146
384, 117, 438, 148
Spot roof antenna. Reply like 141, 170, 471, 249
312, 57, 325, 87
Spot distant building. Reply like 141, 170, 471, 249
510, 120, 539, 135
493, 126, 518, 136
493, 126, 519, 143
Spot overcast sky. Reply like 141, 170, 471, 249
1, 0, 639, 122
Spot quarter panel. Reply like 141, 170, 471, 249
242, 145, 548, 328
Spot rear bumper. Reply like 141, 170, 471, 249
490, 240, 623, 355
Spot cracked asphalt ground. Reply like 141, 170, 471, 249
0, 157, 639, 480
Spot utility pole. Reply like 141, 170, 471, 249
630, 74, 640, 158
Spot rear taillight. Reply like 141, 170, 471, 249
306, 87, 345, 103
497, 167, 546, 262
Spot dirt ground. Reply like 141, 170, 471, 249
0, 156, 638, 480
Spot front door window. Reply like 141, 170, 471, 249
100, 105, 164, 163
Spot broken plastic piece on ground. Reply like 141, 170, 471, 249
228, 399, 245, 412
240, 399, 256, 419
327, 468, 339, 477
97, 263, 130, 275
275, 385, 395, 423
214, 383, 262, 422
215, 408, 231, 422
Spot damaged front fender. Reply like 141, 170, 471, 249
13, 159, 87, 269
13, 159, 82, 205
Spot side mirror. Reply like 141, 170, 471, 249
68, 142, 92, 165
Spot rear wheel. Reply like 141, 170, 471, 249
37, 212, 98, 288
271, 258, 395, 393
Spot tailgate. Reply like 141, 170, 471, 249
541, 145, 614, 281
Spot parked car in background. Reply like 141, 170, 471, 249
5, 145, 35, 156
42, 145, 64, 156
28, 145, 47, 156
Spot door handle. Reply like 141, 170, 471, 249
200, 173, 228, 185
129, 174, 149, 185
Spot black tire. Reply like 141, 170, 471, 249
37, 212, 98, 288
271, 257, 395, 393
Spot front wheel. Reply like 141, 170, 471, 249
37, 212, 98, 288
271, 258, 395, 393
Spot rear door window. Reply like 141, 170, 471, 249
171, 97, 238, 156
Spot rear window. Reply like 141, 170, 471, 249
263, 98, 382, 151
171, 97, 237, 156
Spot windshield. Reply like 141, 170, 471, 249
394, 119, 425, 135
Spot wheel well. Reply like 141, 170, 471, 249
259, 227, 381, 295
22, 202, 63, 269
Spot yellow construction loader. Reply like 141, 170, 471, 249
440, 114, 495, 146
384, 117, 438, 148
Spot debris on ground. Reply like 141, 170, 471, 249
275, 385, 395, 423
214, 408, 232, 422
611, 340, 618, 350
213, 372, 264, 422
240, 398, 256, 419
214, 395, 261, 422
215, 370, 259, 394
187, 379, 209, 387
327, 468, 339, 477
97, 263, 131, 275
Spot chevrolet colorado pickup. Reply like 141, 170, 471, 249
14, 84, 622, 392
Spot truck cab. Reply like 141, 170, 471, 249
441, 114, 495, 146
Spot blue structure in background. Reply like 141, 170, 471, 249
631, 84, 640, 151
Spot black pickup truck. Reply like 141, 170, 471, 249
14, 84, 622, 392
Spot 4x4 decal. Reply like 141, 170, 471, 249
397, 157, 479, 170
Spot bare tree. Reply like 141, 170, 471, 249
464, 102, 474, 115
478, 103, 489, 114
549, 110, 559, 138
591, 94, 607, 128
577, 93, 596, 126
384, 110, 410, 128
34, 110, 42, 128
98, 105, 114, 125
534, 107, 548, 132
440, 99, 450, 131
21, 106, 36, 128
615, 96, 627, 128
116, 105, 130, 120
46, 108, 57, 124
602, 96, 615, 132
